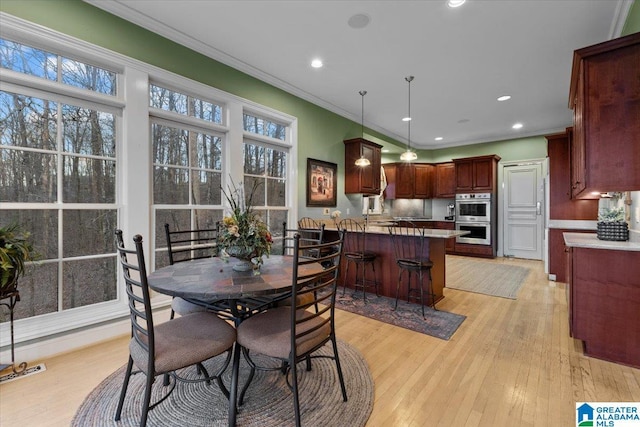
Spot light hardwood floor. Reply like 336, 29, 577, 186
1, 256, 639, 426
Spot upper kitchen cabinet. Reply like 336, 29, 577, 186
382, 163, 434, 199
344, 138, 382, 195
414, 164, 434, 198
568, 32, 640, 198
435, 162, 456, 198
546, 129, 599, 219
453, 155, 501, 193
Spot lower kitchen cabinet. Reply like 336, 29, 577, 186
452, 242, 494, 258
567, 245, 640, 368
548, 228, 594, 282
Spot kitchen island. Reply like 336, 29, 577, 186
324, 224, 468, 305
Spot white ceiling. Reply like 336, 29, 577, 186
87, 0, 631, 151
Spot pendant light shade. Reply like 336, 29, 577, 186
400, 76, 417, 162
355, 90, 371, 167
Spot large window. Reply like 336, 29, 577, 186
0, 35, 119, 321
243, 111, 290, 253
0, 20, 296, 348
150, 83, 227, 268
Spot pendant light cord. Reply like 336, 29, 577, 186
406, 76, 414, 151
359, 90, 367, 138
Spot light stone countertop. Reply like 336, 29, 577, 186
325, 224, 468, 239
548, 220, 597, 230
563, 231, 640, 252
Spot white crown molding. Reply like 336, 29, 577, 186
609, 0, 634, 38
83, 0, 401, 144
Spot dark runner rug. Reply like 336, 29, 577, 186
72, 340, 372, 427
335, 292, 466, 341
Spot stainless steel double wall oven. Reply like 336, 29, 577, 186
455, 193, 492, 245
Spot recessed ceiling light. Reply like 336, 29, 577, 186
497, 95, 511, 101
447, 0, 466, 8
435, 137, 444, 141
348, 13, 371, 29
381, 149, 390, 153
512, 123, 523, 129
402, 117, 411, 122
311, 59, 323, 68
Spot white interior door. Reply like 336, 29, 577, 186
503, 163, 544, 260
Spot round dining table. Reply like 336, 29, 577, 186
147, 254, 321, 427
147, 254, 302, 303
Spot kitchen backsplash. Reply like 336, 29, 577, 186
382, 198, 454, 219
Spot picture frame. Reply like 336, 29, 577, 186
306, 158, 337, 207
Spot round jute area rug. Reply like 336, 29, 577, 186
72, 340, 373, 427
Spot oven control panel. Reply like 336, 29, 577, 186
456, 193, 491, 200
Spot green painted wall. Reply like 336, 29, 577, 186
1, 0, 637, 217
623, 0, 640, 35
0, 0, 402, 217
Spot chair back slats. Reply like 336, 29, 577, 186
388, 222, 430, 264
282, 221, 325, 258
290, 230, 345, 358
164, 223, 219, 264
297, 217, 321, 230
115, 230, 155, 361
337, 218, 368, 254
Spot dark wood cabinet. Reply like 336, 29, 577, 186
549, 229, 592, 283
395, 163, 415, 198
344, 138, 382, 195
435, 162, 455, 198
568, 32, 640, 198
382, 163, 434, 199
568, 246, 640, 368
453, 242, 494, 258
546, 129, 599, 219
546, 129, 599, 282
453, 159, 473, 192
414, 164, 434, 198
453, 155, 500, 193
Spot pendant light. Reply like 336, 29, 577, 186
354, 90, 371, 167
400, 76, 418, 162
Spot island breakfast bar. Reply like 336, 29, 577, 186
324, 224, 468, 305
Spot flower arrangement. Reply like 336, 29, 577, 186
218, 179, 273, 270
330, 210, 341, 228
598, 206, 625, 223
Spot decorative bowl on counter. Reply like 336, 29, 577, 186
596, 221, 629, 241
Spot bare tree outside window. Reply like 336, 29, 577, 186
0, 37, 119, 322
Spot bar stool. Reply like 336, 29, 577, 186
338, 218, 379, 303
388, 222, 435, 318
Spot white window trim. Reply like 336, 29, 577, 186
0, 14, 298, 355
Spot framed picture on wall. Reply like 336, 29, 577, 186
306, 158, 337, 207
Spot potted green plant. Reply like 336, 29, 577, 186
0, 223, 37, 296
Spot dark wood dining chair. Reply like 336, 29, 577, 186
388, 222, 435, 318
164, 223, 221, 319
236, 231, 348, 427
114, 230, 236, 427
